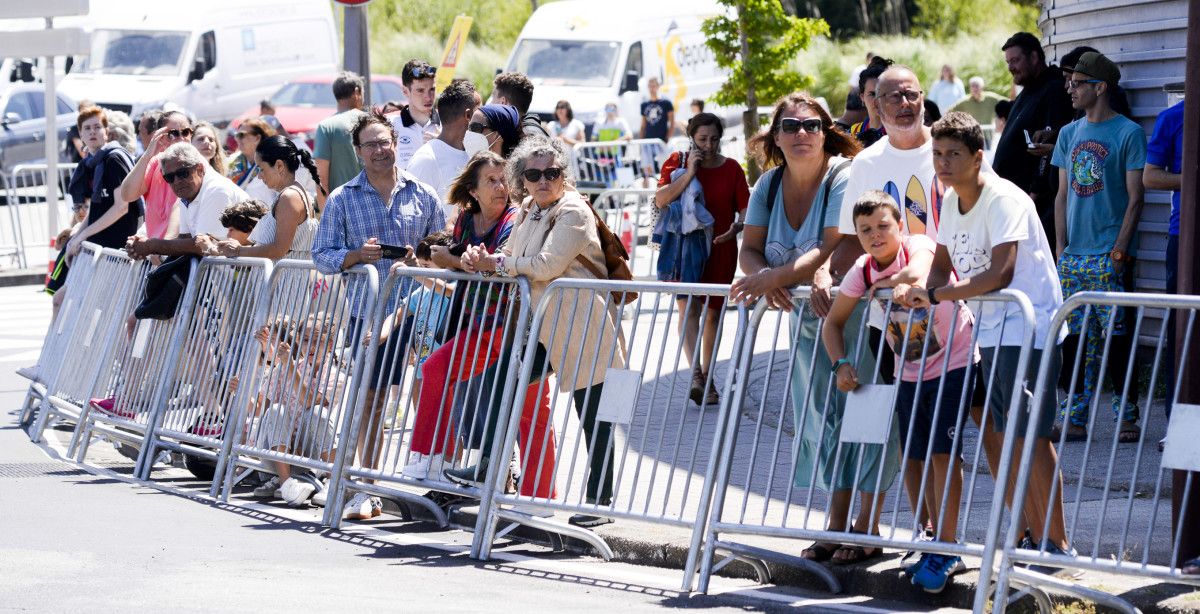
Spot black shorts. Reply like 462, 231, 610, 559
895, 366, 973, 460
349, 314, 415, 388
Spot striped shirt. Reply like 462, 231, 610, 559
313, 169, 446, 317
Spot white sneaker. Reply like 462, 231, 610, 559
253, 476, 282, 499
343, 491, 378, 520
280, 477, 317, 507
311, 481, 328, 507
401, 452, 447, 481
370, 496, 383, 516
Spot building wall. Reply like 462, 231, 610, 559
1040, 0, 1187, 340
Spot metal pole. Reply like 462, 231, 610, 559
342, 5, 371, 107
1173, 0, 1200, 568
44, 16, 59, 269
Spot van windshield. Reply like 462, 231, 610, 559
78, 29, 189, 76
507, 39, 619, 87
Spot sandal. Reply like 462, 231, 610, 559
1118, 421, 1141, 444
832, 543, 883, 565
1050, 423, 1088, 442
801, 542, 841, 562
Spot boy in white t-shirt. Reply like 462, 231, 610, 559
905, 112, 1075, 573
824, 191, 978, 593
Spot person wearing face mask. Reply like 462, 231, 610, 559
406, 78, 480, 220
464, 104, 522, 160
654, 112, 749, 406
593, 102, 632, 143
118, 110, 196, 240
208, 135, 326, 261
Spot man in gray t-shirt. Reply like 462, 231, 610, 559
314, 71, 367, 207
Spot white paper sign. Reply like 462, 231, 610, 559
1161, 404, 1200, 472
615, 166, 636, 186
839, 384, 896, 445
83, 309, 102, 348
596, 369, 641, 425
131, 321, 152, 359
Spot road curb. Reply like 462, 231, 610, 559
0, 270, 46, 288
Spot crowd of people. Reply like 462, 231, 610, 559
44, 30, 1195, 590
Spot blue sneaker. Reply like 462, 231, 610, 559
901, 552, 929, 578
912, 553, 965, 593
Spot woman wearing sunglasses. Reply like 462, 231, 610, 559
464, 104, 522, 159
448, 137, 623, 527
117, 109, 194, 240
227, 118, 275, 188
731, 93, 896, 565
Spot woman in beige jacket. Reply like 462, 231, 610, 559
446, 137, 624, 527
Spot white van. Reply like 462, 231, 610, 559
58, 0, 337, 124
504, 0, 732, 138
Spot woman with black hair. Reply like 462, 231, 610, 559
214, 135, 325, 261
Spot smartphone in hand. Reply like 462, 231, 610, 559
379, 243, 416, 265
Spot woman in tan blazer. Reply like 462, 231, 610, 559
446, 136, 623, 527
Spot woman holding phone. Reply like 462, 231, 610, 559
654, 112, 749, 405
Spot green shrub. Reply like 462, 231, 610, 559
368, 31, 509, 102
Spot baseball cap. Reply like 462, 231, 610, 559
1071, 51, 1121, 86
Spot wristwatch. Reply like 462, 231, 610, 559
927, 286, 941, 305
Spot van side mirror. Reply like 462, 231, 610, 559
620, 71, 639, 94
2, 112, 22, 125
187, 59, 206, 84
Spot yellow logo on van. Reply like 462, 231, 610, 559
656, 35, 687, 109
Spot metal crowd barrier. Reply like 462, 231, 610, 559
324, 267, 533, 530
0, 163, 77, 269
570, 138, 668, 196
214, 260, 378, 504
19, 242, 102, 431
591, 188, 657, 280
33, 247, 147, 443
474, 280, 745, 575
696, 287, 1038, 599
993, 291, 1200, 613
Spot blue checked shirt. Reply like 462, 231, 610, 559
313, 169, 446, 317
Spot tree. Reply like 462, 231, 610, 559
702, 0, 830, 181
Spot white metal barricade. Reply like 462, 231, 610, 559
570, 138, 668, 197
473, 280, 746, 575
19, 242, 102, 432
213, 261, 378, 502
696, 287, 1039, 599
592, 188, 657, 280
992, 291, 1200, 613
0, 163, 76, 269
32, 248, 146, 443
324, 267, 533, 530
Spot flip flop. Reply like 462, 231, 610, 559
801, 542, 841, 562
831, 543, 883, 565
1118, 421, 1141, 444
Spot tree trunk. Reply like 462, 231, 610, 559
738, 2, 761, 182
857, 0, 871, 33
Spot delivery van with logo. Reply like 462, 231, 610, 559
504, 0, 731, 138
57, 0, 337, 124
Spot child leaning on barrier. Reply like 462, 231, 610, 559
255, 313, 347, 506
821, 190, 978, 593
904, 112, 1075, 577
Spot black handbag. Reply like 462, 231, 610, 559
134, 255, 197, 320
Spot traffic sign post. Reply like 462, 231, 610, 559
337, 1, 371, 107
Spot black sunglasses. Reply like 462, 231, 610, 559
407, 65, 437, 79
468, 121, 490, 134
162, 164, 198, 183
779, 118, 823, 135
167, 127, 194, 139
522, 167, 563, 182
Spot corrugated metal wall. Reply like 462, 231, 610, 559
1040, 0, 1187, 342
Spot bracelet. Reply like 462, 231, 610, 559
494, 254, 507, 276
757, 266, 772, 276
927, 286, 940, 305
831, 358, 852, 374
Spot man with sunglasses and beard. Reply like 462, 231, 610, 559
119, 110, 196, 240
125, 142, 249, 259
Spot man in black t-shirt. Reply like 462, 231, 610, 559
492, 71, 549, 140
639, 77, 674, 181
993, 32, 1075, 244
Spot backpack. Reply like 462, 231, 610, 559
547, 195, 637, 303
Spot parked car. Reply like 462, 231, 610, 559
0, 85, 76, 177
224, 74, 407, 152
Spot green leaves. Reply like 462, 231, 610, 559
702, 1, 829, 114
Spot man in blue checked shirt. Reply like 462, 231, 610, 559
313, 109, 446, 521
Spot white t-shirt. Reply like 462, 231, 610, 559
551, 119, 586, 142
177, 168, 248, 239
392, 111, 440, 170
937, 175, 1065, 349
405, 138, 468, 217
593, 117, 632, 141
839, 138, 944, 241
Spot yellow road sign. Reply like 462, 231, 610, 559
434, 15, 473, 92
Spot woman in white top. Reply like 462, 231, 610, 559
927, 64, 965, 115
549, 99, 586, 146
216, 135, 325, 261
